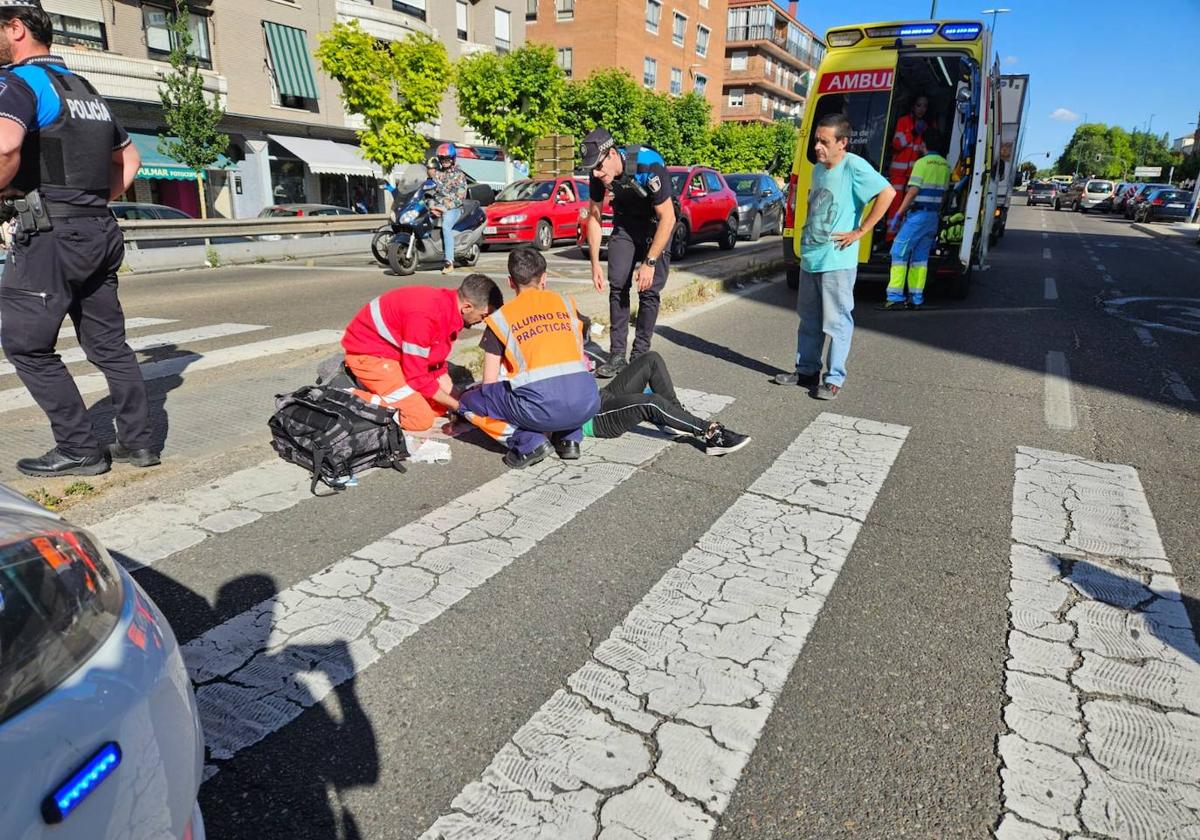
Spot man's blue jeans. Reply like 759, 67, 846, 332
794, 268, 857, 387
440, 207, 461, 265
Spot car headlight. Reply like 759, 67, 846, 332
499, 214, 527, 224
0, 517, 124, 725
398, 209, 419, 224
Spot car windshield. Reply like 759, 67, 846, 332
495, 180, 555, 202
1157, 191, 1188, 201
669, 172, 688, 196
727, 176, 759, 195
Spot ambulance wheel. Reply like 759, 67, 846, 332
387, 241, 418, 276
459, 243, 481, 267
534, 220, 554, 251
786, 267, 800, 290
718, 215, 738, 250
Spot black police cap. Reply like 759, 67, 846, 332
580, 128, 615, 170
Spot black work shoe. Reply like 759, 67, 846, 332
503, 441, 553, 469
879, 300, 907, 311
553, 439, 581, 460
772, 370, 820, 388
908, 301, 924, 311
814, 382, 841, 400
17, 448, 110, 477
108, 443, 161, 468
704, 424, 751, 456
595, 356, 627, 379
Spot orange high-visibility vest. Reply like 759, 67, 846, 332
889, 114, 926, 186
484, 289, 588, 388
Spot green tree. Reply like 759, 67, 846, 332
671, 93, 712, 164
156, 3, 228, 219
455, 42, 565, 166
640, 92, 684, 163
1018, 161, 1037, 181
766, 120, 797, 177
316, 22, 450, 171
705, 121, 774, 172
560, 68, 647, 150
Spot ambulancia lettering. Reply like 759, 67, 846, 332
817, 69, 895, 94
66, 98, 112, 122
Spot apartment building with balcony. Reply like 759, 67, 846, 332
525, 0, 727, 116
43, 0, 522, 218
721, 0, 824, 125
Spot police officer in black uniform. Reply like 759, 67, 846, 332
581, 127, 675, 379
0, 0, 158, 476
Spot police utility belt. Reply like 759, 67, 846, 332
2, 189, 109, 242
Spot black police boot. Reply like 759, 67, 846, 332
503, 441, 554, 469
17, 448, 110, 477
595, 356, 627, 379
108, 443, 161, 468
552, 436, 581, 460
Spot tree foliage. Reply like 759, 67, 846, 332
455, 42, 566, 165
156, 4, 228, 177
316, 22, 450, 171
1054, 122, 1176, 179
1018, 161, 1037, 181
671, 93, 712, 165
702, 121, 796, 176
559, 68, 647, 148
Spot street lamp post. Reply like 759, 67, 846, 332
980, 7, 1012, 39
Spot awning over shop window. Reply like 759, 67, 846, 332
263, 21, 319, 100
41, 0, 103, 21
129, 131, 231, 181
268, 135, 378, 177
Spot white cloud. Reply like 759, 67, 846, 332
1003, 55, 1019, 66
1050, 107, 1079, 122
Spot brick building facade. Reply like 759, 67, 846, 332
721, 0, 824, 125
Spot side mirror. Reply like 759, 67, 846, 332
761, 189, 773, 198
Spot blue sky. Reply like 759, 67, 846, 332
774, 0, 1200, 167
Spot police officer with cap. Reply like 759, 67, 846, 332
581, 127, 675, 378
0, 0, 157, 475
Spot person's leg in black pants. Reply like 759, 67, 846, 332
592, 352, 709, 438
605, 230, 637, 362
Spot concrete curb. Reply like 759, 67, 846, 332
1131, 222, 1199, 242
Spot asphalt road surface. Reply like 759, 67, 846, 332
3, 206, 1197, 839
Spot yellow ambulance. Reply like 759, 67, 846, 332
782, 20, 1003, 299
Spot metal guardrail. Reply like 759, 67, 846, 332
118, 213, 390, 247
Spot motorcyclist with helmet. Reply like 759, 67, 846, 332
430, 142, 467, 274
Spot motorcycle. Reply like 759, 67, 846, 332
386, 182, 485, 276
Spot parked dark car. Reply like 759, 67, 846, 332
724, 173, 784, 240
110, 201, 193, 221
1134, 189, 1193, 223
1124, 184, 1173, 219
1027, 181, 1059, 207
258, 203, 356, 217
667, 165, 739, 259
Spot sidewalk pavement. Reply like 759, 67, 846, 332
1132, 221, 1199, 241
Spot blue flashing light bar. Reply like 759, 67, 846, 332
940, 22, 984, 40
42, 742, 121, 824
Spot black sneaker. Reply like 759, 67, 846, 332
595, 356, 628, 379
772, 370, 820, 388
17, 448, 110, 477
814, 382, 841, 400
503, 441, 553, 469
704, 424, 751, 456
108, 442, 161, 468
908, 300, 924, 311
879, 300, 907, 311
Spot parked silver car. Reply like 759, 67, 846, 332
1055, 179, 1113, 212
0, 484, 205, 840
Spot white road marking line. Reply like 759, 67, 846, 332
1043, 352, 1076, 431
0, 330, 343, 414
0, 324, 267, 379
1163, 370, 1196, 402
1042, 248, 1052, 260
1043, 278, 1058, 301
422, 414, 909, 840
996, 447, 1200, 839
1133, 327, 1158, 348
57, 317, 177, 341
181, 388, 736, 768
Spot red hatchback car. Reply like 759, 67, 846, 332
667, 166, 738, 259
484, 177, 590, 250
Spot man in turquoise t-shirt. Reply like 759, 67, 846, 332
774, 113, 895, 399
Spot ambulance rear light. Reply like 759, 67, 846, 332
826, 29, 864, 47
784, 174, 797, 230
864, 23, 938, 39
940, 22, 984, 40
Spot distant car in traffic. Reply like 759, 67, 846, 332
1123, 183, 1174, 219
1027, 181, 1060, 207
1133, 188, 1193, 223
667, 165, 738, 259
1055, 179, 1112, 212
110, 202, 193, 221
483, 177, 590, 250
0, 483, 206, 840
258, 203, 356, 217
723, 173, 785, 240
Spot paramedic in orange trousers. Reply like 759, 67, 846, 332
887, 95, 929, 236
341, 275, 503, 430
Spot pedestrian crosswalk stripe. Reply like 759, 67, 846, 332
0, 323, 267, 379
180, 388, 735, 768
56, 317, 177, 341
0, 330, 343, 415
421, 413, 909, 840
996, 447, 1200, 839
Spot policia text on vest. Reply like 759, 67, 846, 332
0, 3, 157, 477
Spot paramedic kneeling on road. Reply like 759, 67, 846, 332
341, 275, 503, 431
459, 248, 600, 469
582, 127, 675, 379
